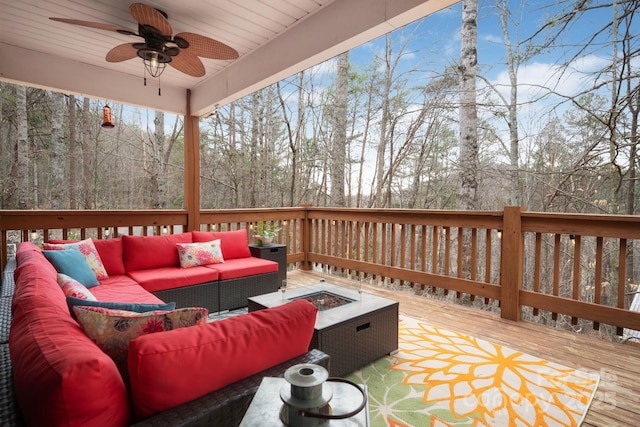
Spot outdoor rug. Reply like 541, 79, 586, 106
346, 316, 600, 427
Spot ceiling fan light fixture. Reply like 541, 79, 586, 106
138, 49, 172, 78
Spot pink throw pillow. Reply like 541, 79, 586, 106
57, 273, 97, 301
177, 240, 224, 268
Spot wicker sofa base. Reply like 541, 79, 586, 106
131, 348, 330, 427
219, 271, 279, 311
153, 281, 220, 313
153, 271, 279, 313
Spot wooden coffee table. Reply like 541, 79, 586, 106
248, 282, 399, 376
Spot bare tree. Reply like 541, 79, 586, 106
50, 92, 65, 208
330, 52, 349, 206
81, 98, 92, 208
498, 0, 520, 206
459, 0, 479, 210
12, 86, 28, 209
68, 95, 78, 209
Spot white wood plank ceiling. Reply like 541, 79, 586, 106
0, 0, 458, 117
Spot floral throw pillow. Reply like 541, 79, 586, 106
57, 273, 97, 301
176, 240, 224, 268
44, 238, 109, 280
73, 306, 208, 368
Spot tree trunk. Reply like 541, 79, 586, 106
498, 0, 520, 206
459, 0, 479, 210
152, 110, 166, 208
14, 86, 29, 209
68, 95, 78, 209
372, 36, 393, 208
50, 91, 65, 209
330, 52, 349, 207
294, 72, 305, 206
249, 92, 261, 208
81, 98, 92, 208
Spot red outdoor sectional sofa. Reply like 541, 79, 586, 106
2, 229, 330, 426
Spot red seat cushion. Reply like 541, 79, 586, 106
192, 229, 251, 259
122, 233, 193, 271
205, 257, 277, 280
127, 266, 219, 292
92, 276, 166, 304
128, 299, 317, 420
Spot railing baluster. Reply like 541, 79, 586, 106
420, 225, 427, 290
572, 235, 581, 326
456, 227, 463, 298
485, 228, 492, 304
432, 225, 439, 294
444, 226, 450, 296
552, 233, 561, 321
470, 228, 477, 301
618, 238, 627, 336
533, 232, 542, 316
593, 237, 603, 331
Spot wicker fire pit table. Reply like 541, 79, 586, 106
248, 281, 399, 377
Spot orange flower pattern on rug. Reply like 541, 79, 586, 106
391, 317, 600, 427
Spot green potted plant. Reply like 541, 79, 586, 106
253, 221, 282, 246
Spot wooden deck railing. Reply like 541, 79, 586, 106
2, 206, 640, 339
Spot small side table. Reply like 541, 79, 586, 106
240, 377, 370, 426
250, 243, 287, 287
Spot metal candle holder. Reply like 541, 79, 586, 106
279, 364, 367, 427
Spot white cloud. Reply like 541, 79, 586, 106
487, 54, 610, 105
483, 34, 503, 44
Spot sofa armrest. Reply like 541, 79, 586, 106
130, 349, 330, 427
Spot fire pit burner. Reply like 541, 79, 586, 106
291, 291, 354, 311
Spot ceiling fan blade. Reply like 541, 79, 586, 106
49, 17, 135, 35
129, 3, 172, 36
106, 43, 138, 62
176, 32, 239, 60
170, 50, 205, 77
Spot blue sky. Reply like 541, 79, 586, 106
344, 0, 627, 107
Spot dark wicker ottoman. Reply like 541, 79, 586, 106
248, 283, 399, 377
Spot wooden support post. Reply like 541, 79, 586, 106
301, 204, 312, 271
184, 89, 200, 232
500, 206, 523, 321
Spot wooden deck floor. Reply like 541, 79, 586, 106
287, 269, 640, 427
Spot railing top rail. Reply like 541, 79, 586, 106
0, 210, 189, 230
521, 211, 640, 239
306, 208, 504, 228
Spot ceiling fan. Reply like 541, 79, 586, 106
50, 3, 239, 79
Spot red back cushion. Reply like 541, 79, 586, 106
122, 233, 193, 271
128, 299, 317, 420
192, 229, 251, 259
93, 238, 126, 276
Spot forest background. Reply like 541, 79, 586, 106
1, 0, 638, 214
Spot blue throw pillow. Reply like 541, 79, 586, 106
66, 296, 176, 319
43, 247, 99, 287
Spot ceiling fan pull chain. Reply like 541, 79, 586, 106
158, 76, 161, 96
